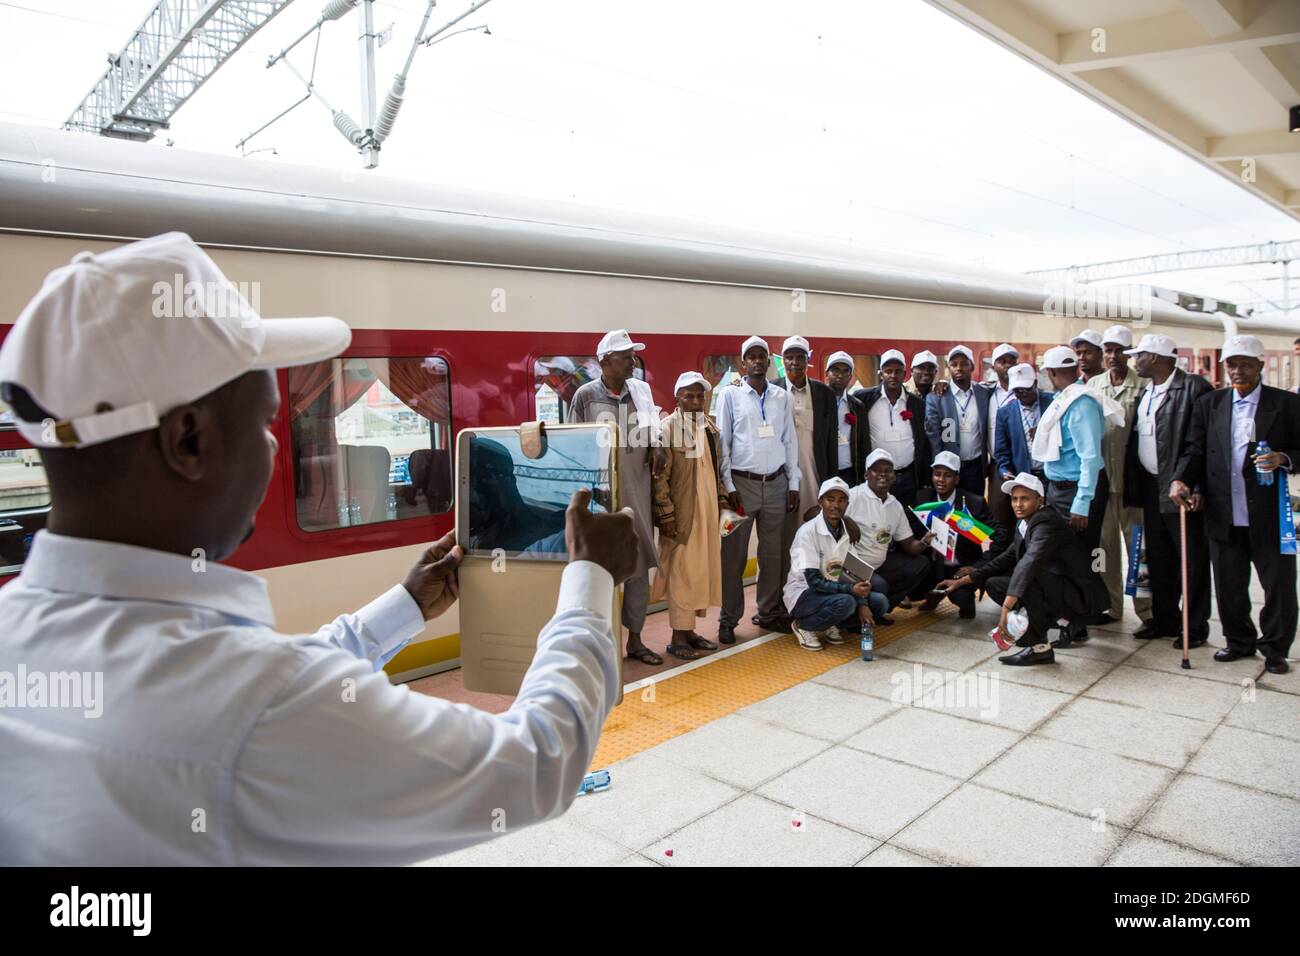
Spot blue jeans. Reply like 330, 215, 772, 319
790, 589, 886, 631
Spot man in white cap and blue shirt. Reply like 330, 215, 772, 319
1172, 334, 1300, 674
1122, 333, 1211, 648
1089, 324, 1150, 623
924, 344, 993, 496
0, 233, 634, 863
854, 348, 930, 507
715, 335, 801, 641
568, 329, 665, 666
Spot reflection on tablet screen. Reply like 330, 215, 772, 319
467, 431, 613, 560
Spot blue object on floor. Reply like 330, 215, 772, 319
577, 769, 611, 795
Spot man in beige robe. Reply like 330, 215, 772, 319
651, 372, 728, 660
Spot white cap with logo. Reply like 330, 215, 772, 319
1007, 363, 1037, 390
879, 348, 906, 369
865, 449, 895, 470
1221, 335, 1265, 361
932, 450, 961, 473
597, 328, 646, 360
1042, 345, 1079, 370
781, 335, 811, 356
992, 343, 1019, 362
947, 345, 974, 364
1123, 333, 1177, 358
0, 232, 351, 449
911, 350, 938, 369
741, 335, 770, 357
824, 350, 855, 372
817, 476, 851, 500
1069, 329, 1103, 350
1001, 471, 1045, 497
673, 371, 711, 394
1102, 325, 1133, 348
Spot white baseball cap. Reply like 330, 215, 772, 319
673, 371, 711, 394
1123, 333, 1177, 358
1007, 363, 1037, 390
781, 335, 811, 356
865, 449, 895, 470
946, 345, 974, 364
741, 335, 770, 358
1221, 335, 1266, 361
1001, 472, 1045, 497
879, 348, 906, 369
992, 343, 1019, 362
911, 350, 938, 369
1069, 329, 1103, 350
817, 476, 851, 500
1101, 325, 1133, 348
596, 328, 646, 360
931, 450, 961, 473
1042, 345, 1079, 370
825, 349, 855, 372
0, 232, 350, 449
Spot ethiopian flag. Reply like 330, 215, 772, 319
947, 509, 993, 545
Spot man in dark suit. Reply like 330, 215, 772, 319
943, 472, 1108, 665
854, 348, 929, 506
1123, 333, 1213, 649
994, 363, 1053, 488
823, 350, 869, 487
912, 451, 1011, 618
924, 345, 993, 496
1172, 335, 1300, 674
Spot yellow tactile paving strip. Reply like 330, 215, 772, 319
589, 604, 958, 768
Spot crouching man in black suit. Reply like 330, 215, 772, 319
940, 472, 1108, 666
910, 450, 1011, 619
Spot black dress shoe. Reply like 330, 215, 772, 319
1172, 635, 1208, 649
1051, 620, 1089, 648
1132, 620, 1163, 640
754, 615, 792, 633
1265, 659, 1290, 675
958, 605, 976, 619
718, 625, 736, 645
999, 645, 1056, 666
1213, 648, 1254, 663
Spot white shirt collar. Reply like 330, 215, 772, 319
20, 531, 276, 627
1233, 384, 1262, 408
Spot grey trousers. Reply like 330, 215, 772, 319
622, 569, 648, 634
722, 472, 789, 627
1099, 490, 1151, 620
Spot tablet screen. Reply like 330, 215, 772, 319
462, 427, 614, 560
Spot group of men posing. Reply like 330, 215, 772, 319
569, 326, 1298, 672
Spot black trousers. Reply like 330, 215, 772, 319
836, 467, 856, 487
876, 550, 936, 610
1046, 468, 1108, 555
1210, 526, 1297, 661
984, 571, 1069, 645
892, 463, 920, 508
958, 457, 985, 497
1138, 468, 1210, 640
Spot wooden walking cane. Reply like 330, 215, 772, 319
1180, 504, 1191, 670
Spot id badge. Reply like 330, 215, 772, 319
758, 423, 776, 438
1137, 419, 1154, 437
838, 433, 850, 445
959, 420, 973, 433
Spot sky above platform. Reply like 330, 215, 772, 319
3, 0, 1299, 318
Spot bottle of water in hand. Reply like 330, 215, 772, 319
1257, 439, 1274, 487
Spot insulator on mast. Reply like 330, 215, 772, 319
321, 0, 359, 22
373, 76, 406, 145
333, 110, 367, 146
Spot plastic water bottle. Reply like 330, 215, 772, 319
1256, 439, 1274, 487
860, 624, 875, 662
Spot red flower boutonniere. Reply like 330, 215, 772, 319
844, 412, 857, 425
900, 410, 914, 421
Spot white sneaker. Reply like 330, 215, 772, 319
821, 628, 847, 645
792, 623, 824, 651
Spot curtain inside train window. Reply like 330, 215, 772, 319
533, 355, 599, 424
287, 356, 452, 532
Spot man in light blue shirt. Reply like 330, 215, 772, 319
0, 234, 634, 864
715, 335, 801, 641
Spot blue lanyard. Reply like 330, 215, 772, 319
1145, 385, 1161, 417
757, 387, 768, 422
955, 388, 972, 418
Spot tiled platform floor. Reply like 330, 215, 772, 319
420, 580, 1299, 867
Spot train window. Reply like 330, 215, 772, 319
534, 355, 600, 424
701, 353, 784, 415
845, 354, 880, 391
288, 356, 452, 531
0, 444, 49, 574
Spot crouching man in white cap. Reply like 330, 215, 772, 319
0, 233, 633, 864
783, 477, 888, 651
568, 328, 665, 665
846, 449, 937, 614
944, 473, 1108, 665
651, 372, 727, 660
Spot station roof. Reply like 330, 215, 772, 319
927, 0, 1300, 221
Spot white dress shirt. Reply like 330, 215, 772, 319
952, 384, 982, 462
1136, 377, 1172, 475
0, 532, 619, 865
835, 393, 853, 470
1231, 385, 1262, 527
716, 380, 801, 492
867, 389, 914, 469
